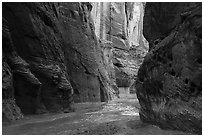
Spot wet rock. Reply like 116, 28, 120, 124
136, 4, 202, 134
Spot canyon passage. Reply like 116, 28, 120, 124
2, 2, 202, 135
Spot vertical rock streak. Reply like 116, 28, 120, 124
91, 2, 148, 90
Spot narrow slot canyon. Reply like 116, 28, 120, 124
2, 2, 202, 135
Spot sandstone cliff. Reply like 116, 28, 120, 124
91, 2, 148, 89
136, 2, 202, 134
2, 2, 118, 120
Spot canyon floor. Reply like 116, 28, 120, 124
2, 88, 191, 135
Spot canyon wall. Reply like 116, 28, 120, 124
136, 2, 202, 134
91, 2, 148, 89
2, 2, 118, 121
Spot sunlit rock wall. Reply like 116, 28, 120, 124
91, 2, 148, 89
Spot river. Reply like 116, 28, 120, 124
2, 88, 191, 135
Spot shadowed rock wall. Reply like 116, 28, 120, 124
136, 2, 202, 134
2, 2, 118, 120
143, 2, 200, 50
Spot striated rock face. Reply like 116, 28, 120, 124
2, 2, 118, 120
136, 3, 202, 134
91, 2, 148, 89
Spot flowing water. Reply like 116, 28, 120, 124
2, 88, 191, 135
